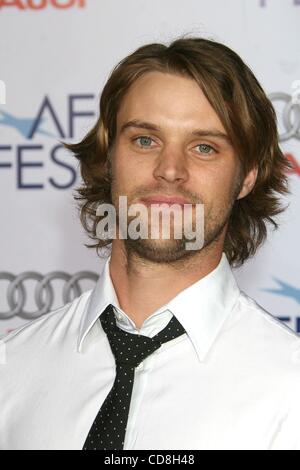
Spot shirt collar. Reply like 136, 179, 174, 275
78, 251, 240, 362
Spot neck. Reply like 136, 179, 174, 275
108, 239, 224, 329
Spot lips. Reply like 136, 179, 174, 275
140, 195, 190, 206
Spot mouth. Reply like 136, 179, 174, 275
139, 196, 191, 207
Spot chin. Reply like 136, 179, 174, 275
123, 237, 198, 263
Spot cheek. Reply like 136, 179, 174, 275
199, 168, 236, 205
114, 150, 154, 189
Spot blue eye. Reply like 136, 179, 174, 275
196, 144, 215, 154
134, 136, 153, 148
132, 137, 216, 155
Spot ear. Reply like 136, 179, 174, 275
236, 166, 258, 200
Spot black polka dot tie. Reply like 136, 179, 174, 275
82, 303, 186, 450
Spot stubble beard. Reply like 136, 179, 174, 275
109, 155, 242, 265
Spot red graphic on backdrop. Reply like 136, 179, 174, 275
285, 153, 300, 177
0, 0, 86, 9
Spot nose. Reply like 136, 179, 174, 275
152, 144, 189, 184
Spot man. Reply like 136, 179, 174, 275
1, 36, 300, 451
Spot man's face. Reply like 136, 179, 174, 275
109, 71, 252, 263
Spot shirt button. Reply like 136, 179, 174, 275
136, 362, 144, 371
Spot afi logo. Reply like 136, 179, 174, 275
0, 0, 86, 10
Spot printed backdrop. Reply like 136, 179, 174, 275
0, 0, 299, 336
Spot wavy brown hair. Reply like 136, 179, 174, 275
63, 35, 292, 268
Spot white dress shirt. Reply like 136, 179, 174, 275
1, 252, 300, 450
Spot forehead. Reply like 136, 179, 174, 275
116, 71, 225, 133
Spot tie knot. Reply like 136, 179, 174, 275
100, 304, 186, 368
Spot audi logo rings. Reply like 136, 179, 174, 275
0, 271, 98, 320
268, 92, 300, 142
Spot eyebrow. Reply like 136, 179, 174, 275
120, 119, 232, 144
